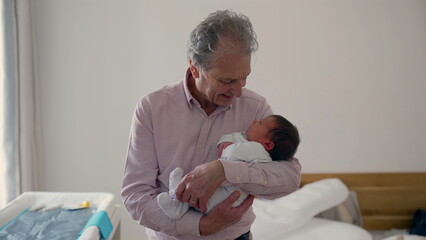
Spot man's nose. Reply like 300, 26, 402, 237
232, 80, 245, 97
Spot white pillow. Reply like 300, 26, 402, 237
383, 235, 426, 240
253, 178, 349, 234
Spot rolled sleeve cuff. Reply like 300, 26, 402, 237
220, 159, 249, 184
176, 209, 203, 236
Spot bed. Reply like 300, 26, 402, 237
0, 192, 121, 240
252, 172, 426, 240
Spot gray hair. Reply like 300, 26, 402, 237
187, 10, 258, 71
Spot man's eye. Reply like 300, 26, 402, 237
220, 80, 233, 84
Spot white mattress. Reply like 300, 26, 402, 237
252, 217, 372, 240
370, 229, 426, 240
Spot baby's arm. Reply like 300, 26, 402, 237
217, 132, 239, 157
218, 142, 232, 157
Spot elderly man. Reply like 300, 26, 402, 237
121, 10, 301, 240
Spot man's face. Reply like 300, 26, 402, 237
246, 116, 276, 144
193, 52, 251, 107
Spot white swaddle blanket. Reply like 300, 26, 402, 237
221, 141, 272, 163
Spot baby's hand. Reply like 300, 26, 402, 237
218, 142, 232, 157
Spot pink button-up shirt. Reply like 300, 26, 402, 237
121, 70, 301, 240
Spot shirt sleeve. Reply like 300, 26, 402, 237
121, 98, 202, 237
219, 158, 302, 199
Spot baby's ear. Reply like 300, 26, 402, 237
263, 141, 274, 151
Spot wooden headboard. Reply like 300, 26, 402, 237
301, 172, 426, 230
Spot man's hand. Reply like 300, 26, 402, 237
175, 160, 226, 213
218, 142, 232, 157
199, 192, 255, 236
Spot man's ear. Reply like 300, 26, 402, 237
189, 60, 200, 78
263, 141, 274, 151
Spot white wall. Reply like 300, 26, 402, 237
31, 0, 426, 239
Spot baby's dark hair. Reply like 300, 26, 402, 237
267, 114, 300, 161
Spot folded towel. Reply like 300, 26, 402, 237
78, 210, 112, 239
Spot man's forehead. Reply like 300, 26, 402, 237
209, 54, 251, 75
210, 67, 252, 79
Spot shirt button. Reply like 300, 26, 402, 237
236, 176, 241, 181
197, 145, 202, 149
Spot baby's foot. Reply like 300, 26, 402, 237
157, 192, 188, 220
169, 168, 184, 197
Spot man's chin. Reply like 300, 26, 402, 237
217, 95, 235, 106
217, 99, 234, 107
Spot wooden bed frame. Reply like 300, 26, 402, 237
300, 172, 426, 230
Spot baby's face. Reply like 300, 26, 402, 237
246, 116, 276, 144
